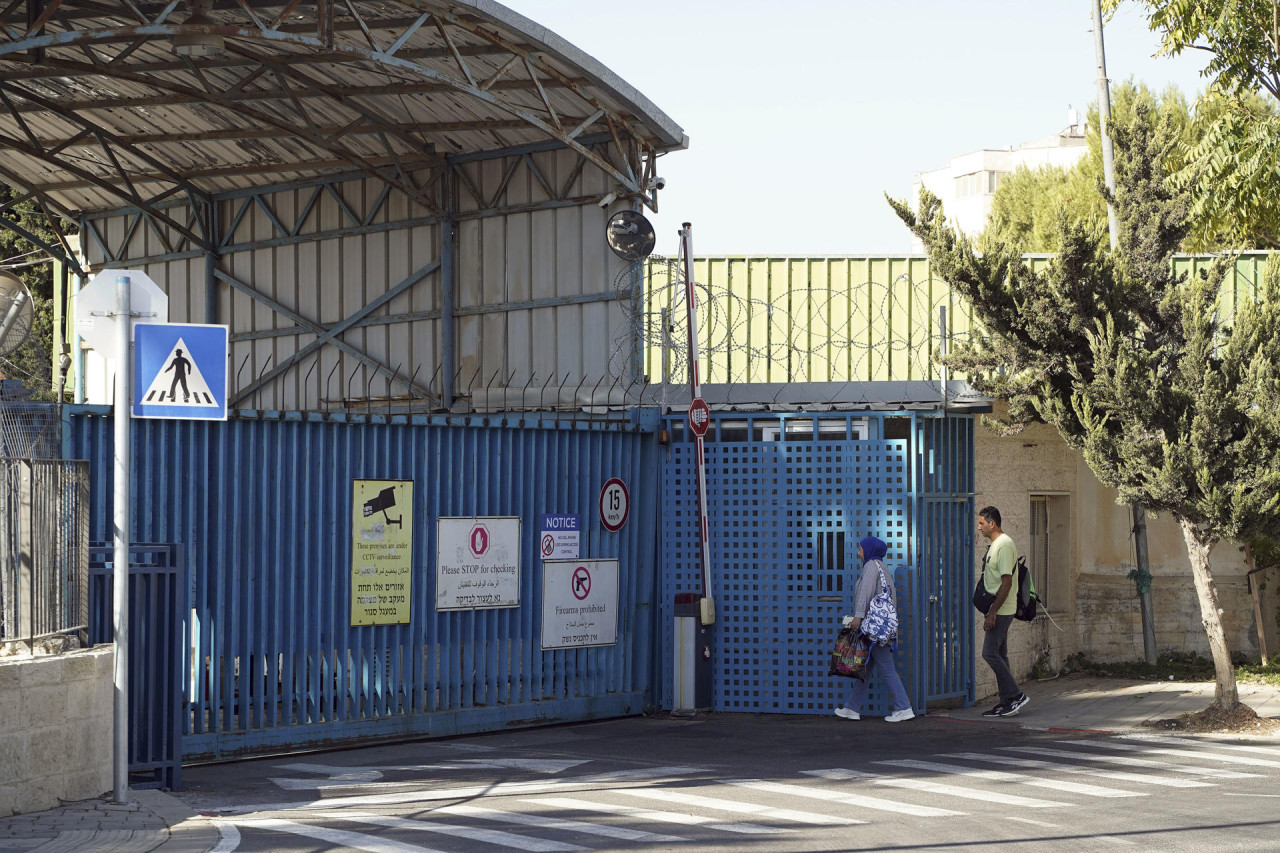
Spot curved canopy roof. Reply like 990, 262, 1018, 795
0, 0, 686, 245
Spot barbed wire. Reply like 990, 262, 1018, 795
611, 258, 977, 385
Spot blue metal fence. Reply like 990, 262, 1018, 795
88, 543, 184, 790
67, 407, 662, 761
915, 415, 977, 706
660, 412, 974, 714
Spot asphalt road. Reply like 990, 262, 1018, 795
177, 712, 1280, 853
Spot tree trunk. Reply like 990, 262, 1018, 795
1178, 518, 1240, 709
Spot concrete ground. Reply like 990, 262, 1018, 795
2, 673, 1276, 853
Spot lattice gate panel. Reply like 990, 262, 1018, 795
660, 413, 958, 715
778, 440, 910, 715
661, 440, 784, 711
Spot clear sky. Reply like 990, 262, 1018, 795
501, 1, 1210, 257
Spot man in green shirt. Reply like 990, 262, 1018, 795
977, 506, 1029, 717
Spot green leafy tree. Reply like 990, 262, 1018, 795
1110, 0, 1280, 249
0, 184, 66, 400
891, 106, 1280, 711
983, 81, 1193, 252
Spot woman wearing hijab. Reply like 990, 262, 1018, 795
834, 535, 915, 722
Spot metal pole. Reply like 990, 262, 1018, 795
660, 306, 671, 412
1094, 0, 1156, 662
1092, 0, 1119, 248
0, 288, 28, 350
680, 224, 714, 622
938, 305, 949, 409
441, 219, 457, 410
1133, 506, 1156, 662
112, 275, 131, 803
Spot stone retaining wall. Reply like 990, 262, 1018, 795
0, 646, 114, 816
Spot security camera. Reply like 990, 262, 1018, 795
648, 176, 667, 191
597, 191, 618, 209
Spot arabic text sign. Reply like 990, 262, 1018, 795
436, 516, 521, 610
350, 479, 413, 626
541, 559, 619, 649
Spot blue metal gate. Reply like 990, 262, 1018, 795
660, 412, 974, 714
89, 544, 184, 790
67, 407, 662, 761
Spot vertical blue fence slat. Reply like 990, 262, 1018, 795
69, 408, 661, 762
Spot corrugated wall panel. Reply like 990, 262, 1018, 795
1172, 252, 1272, 324
67, 407, 662, 760
645, 252, 1278, 387
645, 255, 969, 386
82, 155, 637, 412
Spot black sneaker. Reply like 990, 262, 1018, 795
1007, 693, 1030, 714
981, 703, 1009, 717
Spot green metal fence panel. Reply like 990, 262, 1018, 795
648, 252, 1276, 386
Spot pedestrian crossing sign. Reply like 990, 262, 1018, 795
132, 323, 228, 420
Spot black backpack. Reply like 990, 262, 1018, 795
1013, 555, 1040, 621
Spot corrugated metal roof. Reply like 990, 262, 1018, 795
0, 1, 686, 222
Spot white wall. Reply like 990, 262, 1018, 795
911, 130, 1087, 251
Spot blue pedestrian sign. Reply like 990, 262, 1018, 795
132, 323, 228, 420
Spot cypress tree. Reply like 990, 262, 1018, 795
891, 107, 1280, 710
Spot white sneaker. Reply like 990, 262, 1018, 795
885, 708, 916, 723
834, 707, 860, 720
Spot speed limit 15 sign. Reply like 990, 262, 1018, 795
599, 477, 630, 531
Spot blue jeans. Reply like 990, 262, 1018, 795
841, 641, 912, 713
982, 614, 1021, 704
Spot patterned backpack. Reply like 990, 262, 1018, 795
860, 562, 898, 644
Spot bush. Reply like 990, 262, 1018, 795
1054, 650, 1271, 682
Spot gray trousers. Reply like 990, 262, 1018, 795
982, 614, 1021, 704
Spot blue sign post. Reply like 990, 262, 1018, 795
132, 323, 228, 420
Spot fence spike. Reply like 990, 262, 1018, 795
235, 352, 252, 390
324, 360, 340, 411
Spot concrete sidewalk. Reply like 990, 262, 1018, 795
0, 788, 218, 853
1, 674, 1276, 853
937, 672, 1280, 732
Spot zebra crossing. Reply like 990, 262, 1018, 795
214, 735, 1280, 851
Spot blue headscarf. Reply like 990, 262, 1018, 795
859, 535, 887, 564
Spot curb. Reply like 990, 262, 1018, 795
132, 789, 220, 853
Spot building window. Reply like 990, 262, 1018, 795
1028, 494, 1070, 611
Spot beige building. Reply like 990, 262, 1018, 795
974, 407, 1276, 702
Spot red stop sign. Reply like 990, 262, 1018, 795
688, 397, 710, 437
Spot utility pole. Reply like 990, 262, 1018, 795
1092, 0, 1156, 663
1092, 0, 1119, 249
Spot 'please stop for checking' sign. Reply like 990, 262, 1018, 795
435, 516, 520, 610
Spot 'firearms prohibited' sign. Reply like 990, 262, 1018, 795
541, 559, 619, 649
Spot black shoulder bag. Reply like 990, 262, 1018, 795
972, 546, 997, 613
